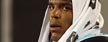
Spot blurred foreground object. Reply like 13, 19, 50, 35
1, 0, 13, 42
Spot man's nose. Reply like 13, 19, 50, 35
50, 9, 61, 19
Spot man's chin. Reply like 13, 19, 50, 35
51, 36, 59, 41
51, 33, 62, 41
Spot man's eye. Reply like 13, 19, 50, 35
49, 5, 54, 10
63, 6, 71, 11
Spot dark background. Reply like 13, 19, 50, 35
13, 0, 48, 42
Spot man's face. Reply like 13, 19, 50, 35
49, 0, 73, 41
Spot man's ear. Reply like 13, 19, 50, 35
81, 36, 108, 42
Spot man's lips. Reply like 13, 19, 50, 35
50, 24, 61, 31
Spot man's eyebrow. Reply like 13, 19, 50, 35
64, 0, 72, 2
48, 2, 53, 5
60, 2, 72, 6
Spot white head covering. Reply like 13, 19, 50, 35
38, 0, 104, 42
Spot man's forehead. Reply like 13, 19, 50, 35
49, 0, 72, 2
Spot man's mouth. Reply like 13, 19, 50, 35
50, 24, 61, 31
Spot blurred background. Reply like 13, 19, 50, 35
101, 0, 108, 34
0, 0, 108, 42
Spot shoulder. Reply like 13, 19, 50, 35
76, 34, 108, 42
81, 36, 108, 42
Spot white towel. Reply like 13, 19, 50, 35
38, 0, 104, 42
